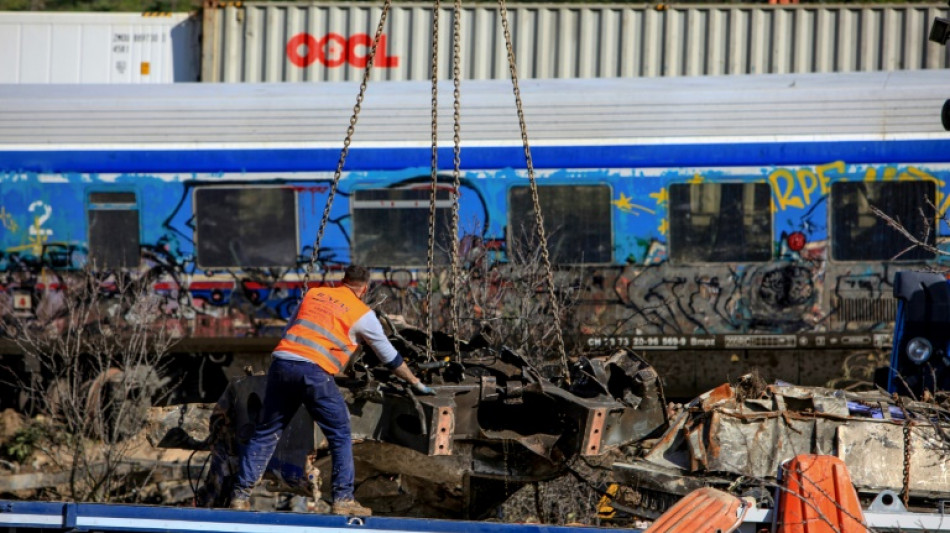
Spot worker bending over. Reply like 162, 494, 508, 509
230, 265, 433, 515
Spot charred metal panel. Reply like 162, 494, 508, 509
703, 413, 838, 478
837, 422, 950, 498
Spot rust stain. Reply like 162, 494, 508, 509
581, 408, 608, 456
701, 383, 735, 411
432, 406, 454, 456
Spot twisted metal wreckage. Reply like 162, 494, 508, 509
613, 376, 950, 519
152, 318, 668, 518
150, 326, 950, 521
145, 272, 950, 521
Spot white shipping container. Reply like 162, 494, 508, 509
0, 11, 200, 83
201, 2, 950, 82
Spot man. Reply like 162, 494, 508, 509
230, 265, 433, 515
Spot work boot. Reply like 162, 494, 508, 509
230, 496, 250, 511
331, 498, 372, 517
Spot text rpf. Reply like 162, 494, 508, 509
286, 33, 400, 68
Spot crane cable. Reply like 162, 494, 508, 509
497, 0, 570, 382
301, 0, 393, 297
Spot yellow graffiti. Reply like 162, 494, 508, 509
649, 187, 668, 206
27, 217, 49, 257
0, 207, 17, 233
770, 160, 843, 211
612, 192, 656, 215
5, 242, 40, 253
769, 161, 945, 212
864, 166, 899, 182
688, 173, 705, 184
658, 218, 668, 236
901, 166, 950, 217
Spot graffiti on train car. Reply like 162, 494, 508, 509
1, 160, 949, 348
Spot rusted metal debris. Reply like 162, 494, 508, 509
153, 321, 667, 518
614, 375, 950, 517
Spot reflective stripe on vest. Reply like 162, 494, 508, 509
283, 333, 340, 363
292, 318, 353, 357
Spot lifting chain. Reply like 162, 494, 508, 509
449, 0, 464, 362
425, 0, 441, 362
301, 0, 393, 297
901, 403, 913, 508
901, 411, 913, 509
496, 0, 570, 382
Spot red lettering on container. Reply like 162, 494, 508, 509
286, 33, 318, 68
316, 33, 347, 67
286, 32, 399, 68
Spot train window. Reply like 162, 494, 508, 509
508, 185, 612, 263
669, 183, 772, 263
351, 188, 454, 266
831, 181, 936, 261
87, 192, 140, 269
194, 187, 297, 268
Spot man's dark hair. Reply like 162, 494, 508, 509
342, 264, 370, 285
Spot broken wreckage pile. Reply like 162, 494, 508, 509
165, 319, 668, 519
146, 327, 950, 525
614, 375, 950, 521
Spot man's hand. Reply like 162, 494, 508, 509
412, 381, 435, 395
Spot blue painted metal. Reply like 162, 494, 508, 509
888, 299, 907, 394
887, 271, 950, 395
3, 139, 950, 174
0, 500, 634, 533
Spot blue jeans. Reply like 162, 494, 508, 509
231, 358, 356, 502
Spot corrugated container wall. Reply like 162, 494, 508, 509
201, 2, 950, 82
0, 12, 200, 83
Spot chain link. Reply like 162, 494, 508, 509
496, 0, 569, 382
502, 438, 510, 501
449, 0, 463, 362
901, 406, 913, 507
896, 399, 912, 507
302, 0, 393, 297
425, 0, 441, 363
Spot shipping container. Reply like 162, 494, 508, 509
0, 12, 199, 83
201, 2, 950, 83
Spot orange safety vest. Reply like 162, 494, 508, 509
273, 286, 370, 374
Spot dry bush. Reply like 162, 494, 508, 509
367, 225, 584, 379
0, 268, 178, 502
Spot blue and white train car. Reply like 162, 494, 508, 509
0, 71, 948, 396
